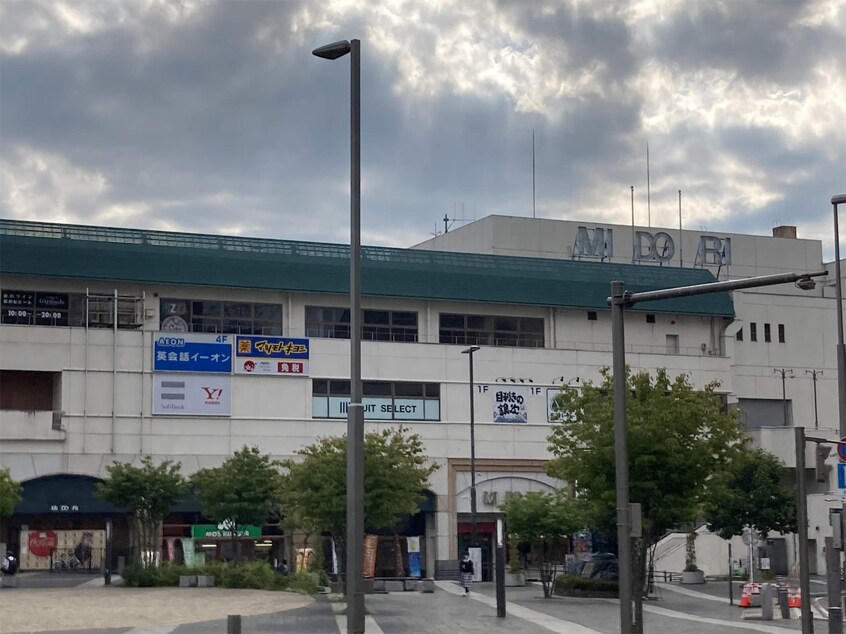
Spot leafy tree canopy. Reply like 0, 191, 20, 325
547, 367, 745, 543
96, 456, 187, 522
279, 426, 437, 537
500, 491, 584, 598
0, 469, 22, 518
704, 447, 795, 540
191, 446, 283, 529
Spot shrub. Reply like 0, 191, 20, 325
121, 563, 162, 587
555, 574, 618, 594
287, 570, 321, 595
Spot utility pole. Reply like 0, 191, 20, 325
774, 368, 794, 426
806, 370, 823, 430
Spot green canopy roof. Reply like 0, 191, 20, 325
0, 219, 733, 316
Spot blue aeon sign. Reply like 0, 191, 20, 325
153, 333, 233, 373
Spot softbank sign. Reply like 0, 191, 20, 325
573, 226, 731, 266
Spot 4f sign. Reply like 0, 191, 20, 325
838, 437, 846, 462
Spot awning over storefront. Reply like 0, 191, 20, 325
14, 474, 122, 515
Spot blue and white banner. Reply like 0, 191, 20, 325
153, 333, 232, 373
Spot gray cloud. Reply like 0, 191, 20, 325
1, 0, 843, 259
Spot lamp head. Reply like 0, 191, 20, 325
795, 276, 816, 291
312, 40, 352, 60
832, 194, 846, 205
461, 345, 481, 354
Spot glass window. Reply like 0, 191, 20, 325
440, 313, 544, 348
736, 328, 743, 341
163, 298, 282, 334
764, 323, 771, 343
750, 323, 757, 342
778, 324, 785, 343
306, 306, 417, 342
312, 380, 440, 421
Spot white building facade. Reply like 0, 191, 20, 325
0, 216, 840, 577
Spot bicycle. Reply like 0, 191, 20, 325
51, 549, 83, 571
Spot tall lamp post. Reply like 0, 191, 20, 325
312, 38, 364, 634
833, 194, 846, 439
609, 269, 826, 633
774, 368, 794, 427
462, 345, 480, 548
806, 370, 823, 430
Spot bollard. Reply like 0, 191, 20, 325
761, 583, 773, 621
777, 586, 789, 619
227, 614, 241, 634
829, 606, 842, 634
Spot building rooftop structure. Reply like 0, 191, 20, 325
0, 219, 733, 317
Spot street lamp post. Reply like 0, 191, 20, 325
608, 269, 827, 634
312, 38, 364, 634
774, 369, 794, 427
462, 345, 480, 548
806, 370, 823, 430
833, 194, 846, 439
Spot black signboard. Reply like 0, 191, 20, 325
2, 290, 34, 308
36, 293, 69, 310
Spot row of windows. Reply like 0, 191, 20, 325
304, 307, 418, 342
312, 380, 441, 421
736, 323, 786, 343
160, 299, 283, 335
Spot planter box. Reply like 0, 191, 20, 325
681, 570, 705, 585
179, 575, 197, 587
505, 571, 526, 587
385, 580, 405, 593
196, 575, 214, 587
419, 578, 435, 593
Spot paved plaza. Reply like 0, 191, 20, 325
0, 572, 812, 634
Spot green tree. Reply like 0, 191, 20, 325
704, 447, 795, 540
191, 446, 284, 563
96, 456, 187, 566
500, 491, 584, 598
0, 469, 22, 518
279, 426, 437, 578
547, 368, 745, 632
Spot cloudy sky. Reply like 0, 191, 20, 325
2, 0, 845, 258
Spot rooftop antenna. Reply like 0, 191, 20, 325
532, 130, 536, 219
631, 185, 636, 264
442, 202, 475, 233
646, 142, 651, 228
678, 190, 683, 267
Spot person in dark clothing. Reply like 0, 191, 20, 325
2, 550, 18, 576
459, 552, 474, 596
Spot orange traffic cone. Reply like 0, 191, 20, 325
739, 583, 752, 608
788, 587, 801, 608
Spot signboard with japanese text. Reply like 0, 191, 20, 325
317, 396, 439, 420
153, 374, 231, 416
153, 333, 232, 373
234, 336, 310, 376
492, 385, 528, 423
191, 523, 261, 539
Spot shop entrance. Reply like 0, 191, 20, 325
457, 521, 494, 581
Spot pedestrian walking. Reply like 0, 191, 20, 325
459, 552, 474, 597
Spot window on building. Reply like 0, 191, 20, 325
646, 314, 656, 324
304, 307, 418, 342
2, 290, 141, 328
439, 313, 544, 348
0, 370, 60, 411
666, 334, 679, 354
750, 323, 757, 342
764, 323, 771, 343
778, 324, 785, 343
736, 328, 743, 341
587, 311, 597, 321
160, 299, 283, 334
312, 379, 440, 420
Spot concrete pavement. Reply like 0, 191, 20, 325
0, 573, 810, 633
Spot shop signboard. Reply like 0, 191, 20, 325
407, 536, 421, 578
191, 524, 261, 539
492, 385, 528, 423
234, 336, 310, 376
153, 333, 232, 373
153, 374, 231, 416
